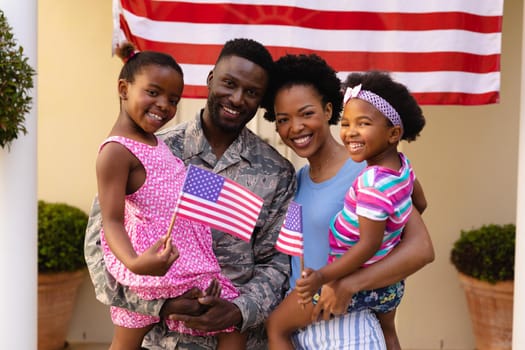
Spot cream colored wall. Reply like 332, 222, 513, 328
397, 2, 522, 347
38, 1, 521, 348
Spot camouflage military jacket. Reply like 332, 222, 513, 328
84, 112, 297, 349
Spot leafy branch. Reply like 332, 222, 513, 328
0, 9, 36, 149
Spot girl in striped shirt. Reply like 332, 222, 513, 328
267, 71, 426, 350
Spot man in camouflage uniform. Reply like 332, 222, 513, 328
84, 38, 296, 349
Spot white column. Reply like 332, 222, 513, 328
0, 0, 37, 349
514, 4, 525, 348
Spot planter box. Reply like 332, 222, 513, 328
458, 272, 513, 350
38, 270, 86, 350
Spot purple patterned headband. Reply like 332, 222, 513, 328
343, 84, 403, 130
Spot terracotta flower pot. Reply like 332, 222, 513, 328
38, 270, 86, 350
458, 272, 513, 350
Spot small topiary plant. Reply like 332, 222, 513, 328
450, 223, 515, 284
38, 200, 88, 273
0, 9, 36, 150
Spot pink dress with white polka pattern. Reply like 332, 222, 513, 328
99, 136, 239, 334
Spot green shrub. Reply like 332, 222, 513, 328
0, 9, 36, 149
450, 223, 515, 284
38, 200, 88, 273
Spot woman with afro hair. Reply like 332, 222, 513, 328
263, 55, 433, 350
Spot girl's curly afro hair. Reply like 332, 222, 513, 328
343, 71, 425, 142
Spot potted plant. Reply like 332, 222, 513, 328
450, 223, 515, 350
0, 9, 36, 150
38, 200, 88, 350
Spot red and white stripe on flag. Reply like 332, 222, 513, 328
176, 165, 264, 242
275, 201, 303, 257
113, 0, 503, 105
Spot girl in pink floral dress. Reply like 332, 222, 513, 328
96, 42, 244, 350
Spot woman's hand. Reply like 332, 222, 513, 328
311, 279, 354, 321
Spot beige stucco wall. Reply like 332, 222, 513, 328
37, 1, 521, 348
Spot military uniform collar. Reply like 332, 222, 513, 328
182, 110, 254, 170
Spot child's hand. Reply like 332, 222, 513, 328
130, 234, 179, 276
295, 268, 324, 304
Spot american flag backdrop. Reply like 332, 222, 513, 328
275, 201, 304, 257
176, 165, 264, 242
113, 0, 503, 105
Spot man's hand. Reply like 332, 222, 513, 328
159, 287, 207, 318
204, 278, 222, 298
169, 295, 242, 332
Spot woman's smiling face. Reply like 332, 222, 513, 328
274, 84, 332, 159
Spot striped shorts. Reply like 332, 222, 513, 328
292, 309, 386, 350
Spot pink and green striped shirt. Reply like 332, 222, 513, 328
328, 152, 415, 266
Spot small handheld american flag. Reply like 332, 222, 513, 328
174, 165, 264, 242
275, 201, 304, 257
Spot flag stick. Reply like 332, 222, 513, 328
161, 208, 178, 255
166, 192, 183, 238
300, 254, 305, 310
167, 210, 177, 237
